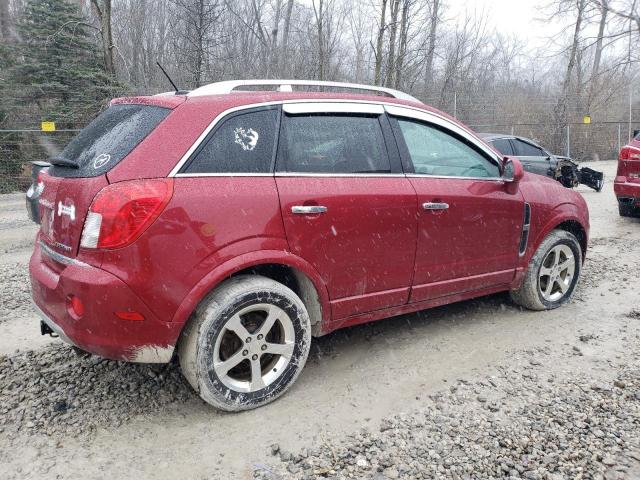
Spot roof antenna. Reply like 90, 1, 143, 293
156, 61, 188, 95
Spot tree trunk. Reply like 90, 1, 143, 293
91, 0, 116, 75
0, 0, 10, 41
281, 0, 294, 76
269, 0, 283, 76
423, 0, 439, 98
587, 0, 608, 111
385, 0, 400, 87
374, 0, 388, 86
562, 0, 585, 97
313, 0, 325, 80
394, 0, 410, 89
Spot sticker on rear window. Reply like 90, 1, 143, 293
234, 127, 259, 151
94, 153, 111, 169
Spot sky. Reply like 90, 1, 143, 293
445, 0, 561, 48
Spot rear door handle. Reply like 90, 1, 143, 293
291, 205, 328, 214
422, 202, 449, 210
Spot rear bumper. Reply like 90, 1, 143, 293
29, 241, 181, 363
614, 179, 640, 204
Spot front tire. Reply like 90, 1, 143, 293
510, 230, 582, 311
178, 275, 311, 411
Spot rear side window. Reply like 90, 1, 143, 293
490, 138, 514, 156
183, 109, 278, 174
50, 104, 170, 178
277, 114, 391, 174
513, 139, 545, 157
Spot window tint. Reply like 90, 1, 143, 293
514, 139, 545, 157
277, 114, 390, 174
50, 104, 170, 178
184, 109, 277, 173
490, 138, 514, 156
396, 119, 500, 178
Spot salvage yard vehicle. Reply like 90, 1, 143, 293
29, 80, 590, 411
479, 133, 604, 192
615, 130, 640, 217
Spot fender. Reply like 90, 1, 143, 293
530, 202, 588, 259
170, 248, 331, 329
512, 201, 588, 289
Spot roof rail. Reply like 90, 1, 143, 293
188, 79, 422, 103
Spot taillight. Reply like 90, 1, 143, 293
35, 171, 45, 195
80, 178, 173, 249
620, 146, 640, 161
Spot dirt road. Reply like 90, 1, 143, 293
1, 160, 638, 479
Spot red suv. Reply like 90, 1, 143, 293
30, 80, 589, 411
615, 130, 640, 217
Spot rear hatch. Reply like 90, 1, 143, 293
618, 135, 640, 184
39, 103, 171, 259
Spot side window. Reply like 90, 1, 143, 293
183, 108, 278, 173
277, 114, 391, 174
396, 119, 500, 178
491, 138, 514, 156
514, 139, 545, 157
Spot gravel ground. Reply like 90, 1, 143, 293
256, 318, 640, 480
0, 262, 32, 322
0, 344, 196, 437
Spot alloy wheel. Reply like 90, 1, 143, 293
212, 303, 295, 393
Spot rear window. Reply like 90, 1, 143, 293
49, 104, 170, 178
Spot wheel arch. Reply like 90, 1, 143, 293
171, 250, 330, 338
531, 204, 588, 263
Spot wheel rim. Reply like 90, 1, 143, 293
538, 244, 576, 302
212, 303, 295, 393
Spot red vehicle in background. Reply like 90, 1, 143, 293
29, 80, 590, 411
615, 130, 640, 217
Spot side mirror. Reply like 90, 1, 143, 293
502, 157, 524, 193
634, 129, 639, 138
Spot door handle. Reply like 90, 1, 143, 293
292, 205, 328, 214
422, 202, 449, 210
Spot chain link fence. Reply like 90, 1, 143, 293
0, 121, 635, 193
467, 121, 633, 162
0, 129, 78, 193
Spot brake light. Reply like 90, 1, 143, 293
80, 178, 173, 249
620, 146, 640, 161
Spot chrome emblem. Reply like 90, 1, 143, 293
94, 153, 111, 169
57, 201, 76, 221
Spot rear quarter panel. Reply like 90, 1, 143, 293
98, 177, 287, 323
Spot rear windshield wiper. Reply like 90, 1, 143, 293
48, 156, 79, 168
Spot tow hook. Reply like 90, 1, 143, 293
40, 320, 58, 338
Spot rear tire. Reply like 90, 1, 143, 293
178, 275, 311, 411
619, 202, 635, 217
510, 230, 582, 311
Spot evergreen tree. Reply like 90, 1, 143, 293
12, 0, 123, 128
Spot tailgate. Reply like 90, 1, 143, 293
39, 174, 108, 258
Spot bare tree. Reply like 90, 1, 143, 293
373, 0, 387, 86
90, 0, 116, 75
423, 0, 441, 97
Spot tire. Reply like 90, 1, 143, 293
619, 202, 635, 217
510, 230, 582, 311
178, 275, 311, 411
